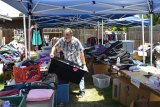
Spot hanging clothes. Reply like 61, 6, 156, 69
32, 29, 43, 45
87, 37, 97, 46
108, 34, 113, 41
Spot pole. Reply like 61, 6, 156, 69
98, 21, 99, 45
142, 14, 145, 64
28, 15, 31, 59
102, 19, 104, 45
150, 14, 153, 66
23, 14, 28, 59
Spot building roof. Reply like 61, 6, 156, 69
0, 14, 12, 21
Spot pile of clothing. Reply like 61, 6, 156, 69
0, 43, 24, 76
35, 56, 50, 71
0, 44, 21, 64
85, 41, 131, 65
149, 74, 160, 87
0, 74, 57, 97
36, 46, 52, 58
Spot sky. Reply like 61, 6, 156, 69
0, 0, 20, 17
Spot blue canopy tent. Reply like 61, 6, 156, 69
105, 15, 150, 27
34, 14, 133, 27
4, 0, 160, 15
2, 0, 160, 65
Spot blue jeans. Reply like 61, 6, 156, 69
79, 77, 85, 92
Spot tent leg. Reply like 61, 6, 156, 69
98, 21, 99, 45
28, 15, 31, 59
142, 14, 145, 64
150, 13, 153, 66
23, 14, 28, 59
102, 19, 104, 45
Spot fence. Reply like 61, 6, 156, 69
0, 28, 97, 50
127, 25, 160, 49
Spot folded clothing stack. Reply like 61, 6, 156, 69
26, 89, 54, 101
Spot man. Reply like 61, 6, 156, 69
50, 28, 88, 97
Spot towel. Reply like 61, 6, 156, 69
26, 89, 54, 101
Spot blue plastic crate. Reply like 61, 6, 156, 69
55, 83, 69, 104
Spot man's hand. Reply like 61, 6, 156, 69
50, 52, 54, 58
83, 64, 88, 72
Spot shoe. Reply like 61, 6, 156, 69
78, 91, 85, 98
57, 103, 64, 107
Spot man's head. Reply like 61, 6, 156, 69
64, 28, 73, 42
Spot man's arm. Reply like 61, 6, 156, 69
77, 40, 88, 71
80, 51, 86, 65
50, 38, 62, 58
50, 46, 56, 54
80, 51, 88, 71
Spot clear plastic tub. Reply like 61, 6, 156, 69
92, 74, 111, 88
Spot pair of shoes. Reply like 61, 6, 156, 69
78, 91, 85, 98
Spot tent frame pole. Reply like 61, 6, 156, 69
102, 19, 104, 45
150, 13, 153, 66
28, 15, 31, 59
98, 21, 99, 45
23, 14, 28, 59
142, 14, 145, 64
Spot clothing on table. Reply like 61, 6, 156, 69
87, 37, 97, 46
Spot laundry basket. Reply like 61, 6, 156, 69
92, 74, 111, 88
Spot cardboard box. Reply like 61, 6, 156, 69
137, 51, 147, 56
112, 77, 132, 106
150, 92, 160, 101
112, 78, 121, 101
119, 77, 135, 107
130, 100, 160, 107
116, 77, 150, 107
136, 88, 150, 101
93, 63, 108, 74
112, 77, 160, 107
133, 51, 146, 60
86, 59, 94, 74
126, 85, 139, 107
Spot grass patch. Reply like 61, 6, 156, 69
0, 83, 4, 90
66, 74, 124, 107
0, 74, 5, 90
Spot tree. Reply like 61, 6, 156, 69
111, 27, 128, 32
19, 13, 23, 17
142, 14, 160, 25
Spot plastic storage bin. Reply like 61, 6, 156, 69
13, 64, 41, 83
36, 50, 51, 57
92, 74, 111, 88
41, 46, 52, 50
55, 83, 69, 105
121, 40, 134, 53
0, 96, 26, 107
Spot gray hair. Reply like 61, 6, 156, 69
64, 28, 73, 36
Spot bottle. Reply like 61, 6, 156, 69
116, 57, 120, 65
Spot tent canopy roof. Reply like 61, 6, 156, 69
3, 0, 160, 16
2, 0, 156, 27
